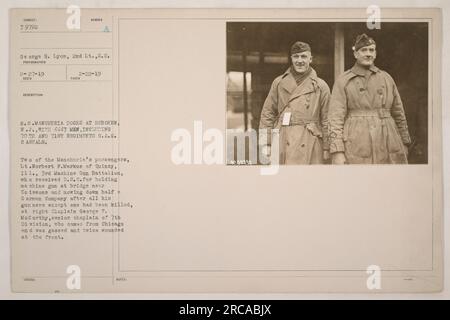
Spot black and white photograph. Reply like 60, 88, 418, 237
226, 22, 428, 165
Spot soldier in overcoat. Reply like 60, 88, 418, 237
328, 34, 411, 164
259, 41, 331, 164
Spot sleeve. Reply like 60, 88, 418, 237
328, 78, 348, 153
319, 82, 331, 151
258, 78, 280, 145
389, 76, 412, 145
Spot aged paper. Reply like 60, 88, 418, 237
9, 8, 443, 293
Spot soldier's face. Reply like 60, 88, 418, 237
291, 51, 312, 74
354, 44, 376, 67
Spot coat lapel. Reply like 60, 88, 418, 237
287, 68, 318, 102
288, 78, 315, 102
278, 68, 318, 109
280, 72, 297, 95
277, 70, 295, 108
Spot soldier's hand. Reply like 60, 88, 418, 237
403, 144, 409, 157
332, 152, 346, 165
323, 150, 330, 161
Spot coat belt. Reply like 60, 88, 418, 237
347, 108, 391, 119
285, 114, 320, 126
280, 115, 322, 138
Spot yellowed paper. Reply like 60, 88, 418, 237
9, 8, 443, 293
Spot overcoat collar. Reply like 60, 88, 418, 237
350, 63, 380, 76
280, 67, 318, 99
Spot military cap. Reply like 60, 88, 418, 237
353, 33, 376, 51
290, 41, 311, 55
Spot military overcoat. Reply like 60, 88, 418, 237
259, 68, 330, 164
328, 64, 411, 164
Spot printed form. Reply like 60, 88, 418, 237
9, 8, 443, 293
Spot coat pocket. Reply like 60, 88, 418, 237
386, 125, 402, 153
345, 119, 372, 158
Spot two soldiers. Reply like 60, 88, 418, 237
259, 34, 411, 165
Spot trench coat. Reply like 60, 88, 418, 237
328, 64, 411, 164
259, 68, 330, 164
